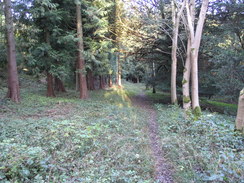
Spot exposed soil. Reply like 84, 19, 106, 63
131, 93, 174, 183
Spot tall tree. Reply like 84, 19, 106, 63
4, 0, 20, 102
76, 2, 88, 99
186, 0, 209, 115
45, 29, 55, 97
171, 0, 185, 104
182, 0, 195, 111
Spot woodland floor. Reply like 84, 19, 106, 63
0, 76, 243, 182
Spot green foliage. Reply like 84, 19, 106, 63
155, 105, 244, 183
0, 79, 153, 182
123, 58, 146, 82
201, 0, 244, 102
201, 99, 238, 116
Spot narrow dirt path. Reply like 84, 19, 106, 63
131, 93, 174, 183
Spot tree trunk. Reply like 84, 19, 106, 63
171, 0, 185, 105
4, 0, 20, 103
186, 0, 209, 116
108, 74, 113, 87
44, 24, 56, 97
99, 75, 105, 89
54, 77, 66, 92
152, 62, 156, 94
103, 76, 106, 88
76, 3, 88, 99
191, 0, 209, 114
47, 72, 55, 97
153, 86, 156, 93
87, 69, 95, 90
182, 37, 191, 110
75, 61, 79, 91
171, 0, 177, 104
117, 53, 122, 87
136, 77, 139, 83
236, 89, 244, 132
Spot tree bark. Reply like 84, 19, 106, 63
44, 25, 56, 97
54, 77, 66, 92
75, 60, 79, 91
182, 37, 192, 110
87, 69, 95, 90
171, 0, 185, 105
236, 89, 244, 132
4, 0, 20, 103
152, 61, 156, 94
117, 53, 122, 87
108, 74, 113, 87
76, 3, 88, 99
99, 75, 105, 89
171, 0, 177, 104
186, 0, 209, 115
47, 72, 55, 97
136, 77, 139, 83
103, 76, 106, 87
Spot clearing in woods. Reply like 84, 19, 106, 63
0, 79, 173, 182
1, 79, 243, 182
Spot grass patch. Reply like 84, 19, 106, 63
155, 104, 244, 183
146, 91, 171, 104
201, 99, 238, 115
0, 80, 154, 182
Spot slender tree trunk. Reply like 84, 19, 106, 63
91, 74, 95, 90
108, 74, 113, 87
136, 77, 139, 83
75, 61, 79, 91
117, 53, 122, 87
47, 72, 55, 97
236, 89, 244, 132
191, 0, 209, 113
103, 76, 106, 87
152, 61, 156, 94
99, 75, 105, 89
76, 3, 88, 99
54, 77, 66, 92
87, 69, 95, 90
4, 0, 20, 102
153, 86, 156, 93
182, 37, 191, 110
44, 26, 56, 97
171, 0, 185, 104
171, 0, 177, 104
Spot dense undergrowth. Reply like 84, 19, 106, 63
155, 105, 244, 183
0, 77, 154, 182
